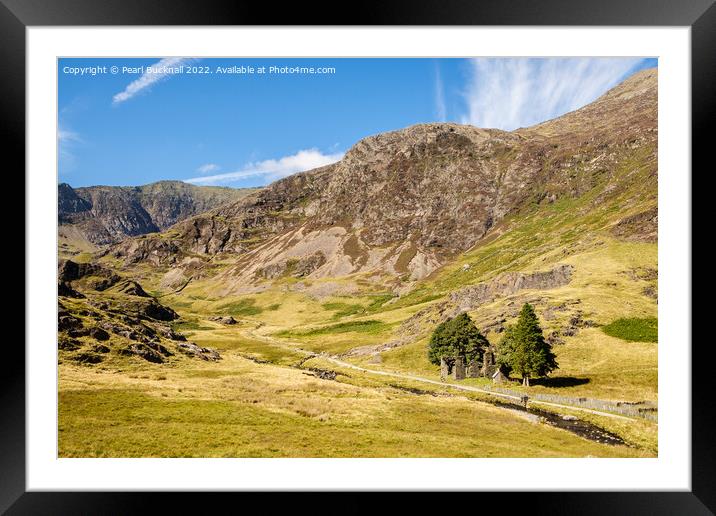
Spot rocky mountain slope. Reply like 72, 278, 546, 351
109, 69, 657, 296
58, 258, 221, 365
59, 180, 260, 247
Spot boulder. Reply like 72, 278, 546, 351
177, 342, 221, 361
58, 314, 82, 331
156, 325, 187, 341
210, 316, 237, 325
547, 331, 565, 345
58, 336, 81, 351
140, 299, 179, 321
73, 352, 104, 364
88, 327, 110, 341
308, 368, 338, 380
119, 341, 172, 363
67, 327, 90, 338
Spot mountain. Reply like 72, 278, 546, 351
58, 69, 659, 459
58, 180, 260, 248
110, 69, 657, 296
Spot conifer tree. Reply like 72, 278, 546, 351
428, 312, 489, 366
496, 303, 558, 386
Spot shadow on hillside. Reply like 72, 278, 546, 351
532, 376, 590, 388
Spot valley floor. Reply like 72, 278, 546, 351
58, 318, 657, 458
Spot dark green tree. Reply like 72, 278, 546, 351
427, 312, 490, 366
496, 303, 558, 386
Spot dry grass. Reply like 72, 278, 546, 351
58, 353, 646, 458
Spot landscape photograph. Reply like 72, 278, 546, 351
57, 57, 658, 458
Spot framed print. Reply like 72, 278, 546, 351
5, 0, 713, 512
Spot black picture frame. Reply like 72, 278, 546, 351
4, 0, 712, 513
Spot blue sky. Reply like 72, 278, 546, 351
58, 57, 656, 188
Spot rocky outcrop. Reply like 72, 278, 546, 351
88, 327, 110, 341
399, 265, 575, 340
58, 281, 84, 298
449, 265, 574, 312
56, 263, 214, 366
210, 316, 237, 325
110, 237, 183, 266
113, 280, 150, 297
177, 342, 221, 361
558, 311, 598, 338
119, 341, 174, 364
58, 259, 120, 288
306, 368, 339, 380
89, 296, 179, 322
58, 181, 259, 246
256, 252, 327, 280
611, 207, 658, 243
58, 183, 92, 216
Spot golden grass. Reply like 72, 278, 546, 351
58, 353, 646, 458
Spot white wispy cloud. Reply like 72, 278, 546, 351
196, 163, 220, 174
112, 57, 193, 105
434, 62, 447, 122
58, 128, 81, 144
460, 58, 644, 131
185, 149, 344, 186
58, 126, 82, 171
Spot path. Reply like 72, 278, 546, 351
242, 328, 639, 422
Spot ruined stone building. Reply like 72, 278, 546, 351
439, 348, 507, 383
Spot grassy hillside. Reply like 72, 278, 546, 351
58, 71, 658, 458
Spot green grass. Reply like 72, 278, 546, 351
601, 317, 658, 342
218, 298, 263, 316
194, 335, 307, 366
58, 385, 644, 458
277, 319, 390, 337
321, 294, 395, 320
171, 319, 214, 331
366, 293, 396, 311
322, 302, 365, 319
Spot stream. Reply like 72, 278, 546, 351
491, 400, 626, 446
386, 382, 626, 446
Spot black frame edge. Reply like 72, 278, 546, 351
691, 1, 716, 513
0, 0, 714, 26
0, 0, 26, 514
